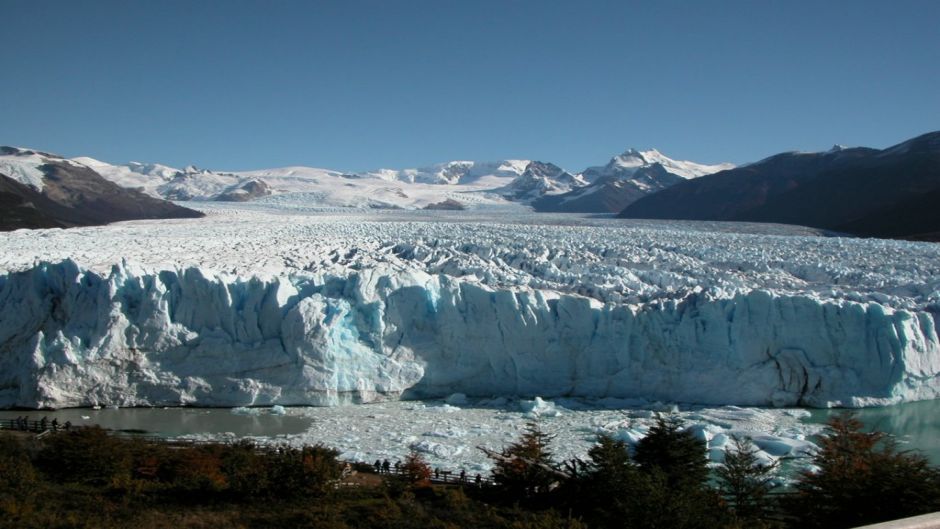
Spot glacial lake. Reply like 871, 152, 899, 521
3, 399, 940, 471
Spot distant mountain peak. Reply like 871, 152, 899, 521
584, 148, 733, 183
496, 161, 585, 202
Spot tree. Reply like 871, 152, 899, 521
401, 449, 432, 488
485, 421, 559, 501
715, 435, 778, 525
560, 431, 730, 529
633, 414, 709, 490
787, 412, 940, 528
564, 434, 640, 527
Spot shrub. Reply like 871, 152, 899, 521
0, 436, 40, 500
35, 427, 135, 486
787, 412, 940, 528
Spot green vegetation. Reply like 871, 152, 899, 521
785, 413, 940, 528
715, 436, 778, 527
2, 412, 940, 528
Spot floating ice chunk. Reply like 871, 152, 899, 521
783, 409, 812, 419
231, 406, 261, 416
750, 434, 816, 457
709, 433, 730, 449
429, 404, 461, 413
410, 440, 461, 458
270, 405, 287, 415
688, 424, 715, 443
752, 450, 777, 467
422, 427, 467, 439
614, 428, 646, 445
520, 397, 561, 418
708, 448, 726, 463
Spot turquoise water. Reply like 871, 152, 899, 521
805, 399, 940, 465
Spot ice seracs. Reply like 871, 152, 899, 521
0, 207, 938, 410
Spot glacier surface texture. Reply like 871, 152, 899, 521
1, 207, 939, 409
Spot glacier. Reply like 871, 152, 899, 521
1, 207, 939, 409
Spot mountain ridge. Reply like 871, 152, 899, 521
21, 147, 731, 212
0, 147, 204, 231
618, 131, 940, 241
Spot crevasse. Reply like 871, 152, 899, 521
1, 259, 938, 409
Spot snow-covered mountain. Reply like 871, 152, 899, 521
70, 157, 530, 210
358, 159, 529, 185
533, 149, 734, 213
495, 161, 586, 201
0, 147, 202, 231
582, 148, 734, 183
65, 149, 730, 213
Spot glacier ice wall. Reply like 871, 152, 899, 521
1, 259, 938, 409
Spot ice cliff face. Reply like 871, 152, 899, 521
2, 254, 938, 409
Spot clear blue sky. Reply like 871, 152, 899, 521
1, 0, 937, 172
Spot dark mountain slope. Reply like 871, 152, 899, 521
0, 147, 204, 231
619, 132, 940, 240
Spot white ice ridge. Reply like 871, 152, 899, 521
2, 209, 940, 409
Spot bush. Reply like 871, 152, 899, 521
787, 412, 940, 528
35, 427, 137, 487
0, 436, 40, 511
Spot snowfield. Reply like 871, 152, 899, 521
1, 205, 939, 410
